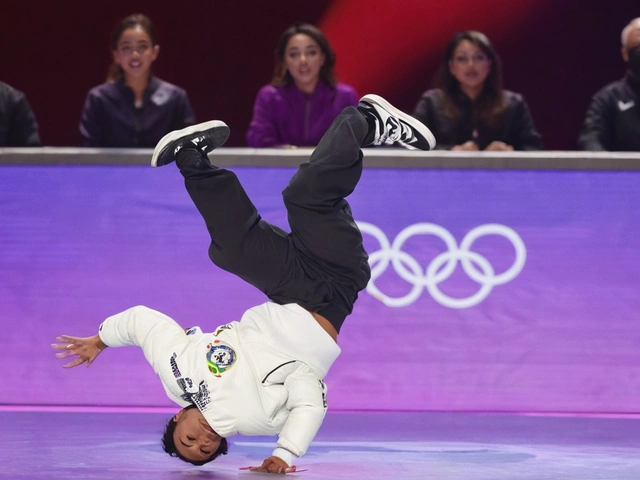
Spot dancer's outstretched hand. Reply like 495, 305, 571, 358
52, 334, 107, 368
250, 456, 296, 474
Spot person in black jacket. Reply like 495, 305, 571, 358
79, 13, 194, 147
412, 30, 541, 151
577, 18, 640, 151
0, 81, 41, 147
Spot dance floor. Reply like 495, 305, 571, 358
3, 408, 640, 479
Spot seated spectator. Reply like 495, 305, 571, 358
246, 23, 358, 148
577, 18, 640, 151
412, 30, 541, 151
0, 81, 41, 146
79, 14, 194, 148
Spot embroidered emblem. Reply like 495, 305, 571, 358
185, 327, 198, 336
206, 341, 237, 377
170, 353, 182, 379
171, 353, 211, 408
177, 376, 197, 394
319, 380, 328, 409
213, 324, 233, 336
179, 380, 211, 409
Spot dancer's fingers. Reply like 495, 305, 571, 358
63, 357, 86, 368
56, 335, 78, 343
54, 350, 75, 359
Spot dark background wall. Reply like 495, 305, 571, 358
1, 0, 637, 149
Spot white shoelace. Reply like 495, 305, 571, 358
379, 118, 402, 145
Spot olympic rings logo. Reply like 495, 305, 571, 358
356, 222, 526, 309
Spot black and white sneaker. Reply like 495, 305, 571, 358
358, 94, 435, 151
151, 121, 230, 167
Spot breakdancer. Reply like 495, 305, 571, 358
53, 94, 435, 473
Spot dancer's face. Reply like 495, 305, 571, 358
173, 407, 222, 462
284, 33, 326, 91
448, 39, 491, 93
112, 26, 159, 80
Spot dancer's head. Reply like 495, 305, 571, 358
162, 404, 228, 465
437, 30, 502, 98
271, 23, 337, 92
107, 13, 159, 82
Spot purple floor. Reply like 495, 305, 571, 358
3, 409, 640, 479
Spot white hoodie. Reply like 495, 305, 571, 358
98, 302, 341, 465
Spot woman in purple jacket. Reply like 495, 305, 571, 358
246, 23, 358, 148
79, 14, 195, 148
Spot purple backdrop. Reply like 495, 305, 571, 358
1, 163, 639, 412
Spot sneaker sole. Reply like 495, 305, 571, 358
151, 120, 230, 167
360, 94, 435, 150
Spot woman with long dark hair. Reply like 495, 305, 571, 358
412, 30, 541, 151
79, 14, 194, 147
246, 23, 358, 148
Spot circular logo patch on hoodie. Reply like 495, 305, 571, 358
206, 341, 237, 377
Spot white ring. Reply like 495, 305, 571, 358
358, 221, 526, 308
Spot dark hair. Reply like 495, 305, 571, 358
436, 30, 505, 127
161, 405, 229, 466
107, 13, 157, 82
271, 23, 337, 87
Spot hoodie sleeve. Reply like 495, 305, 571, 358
98, 305, 188, 376
271, 363, 328, 465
